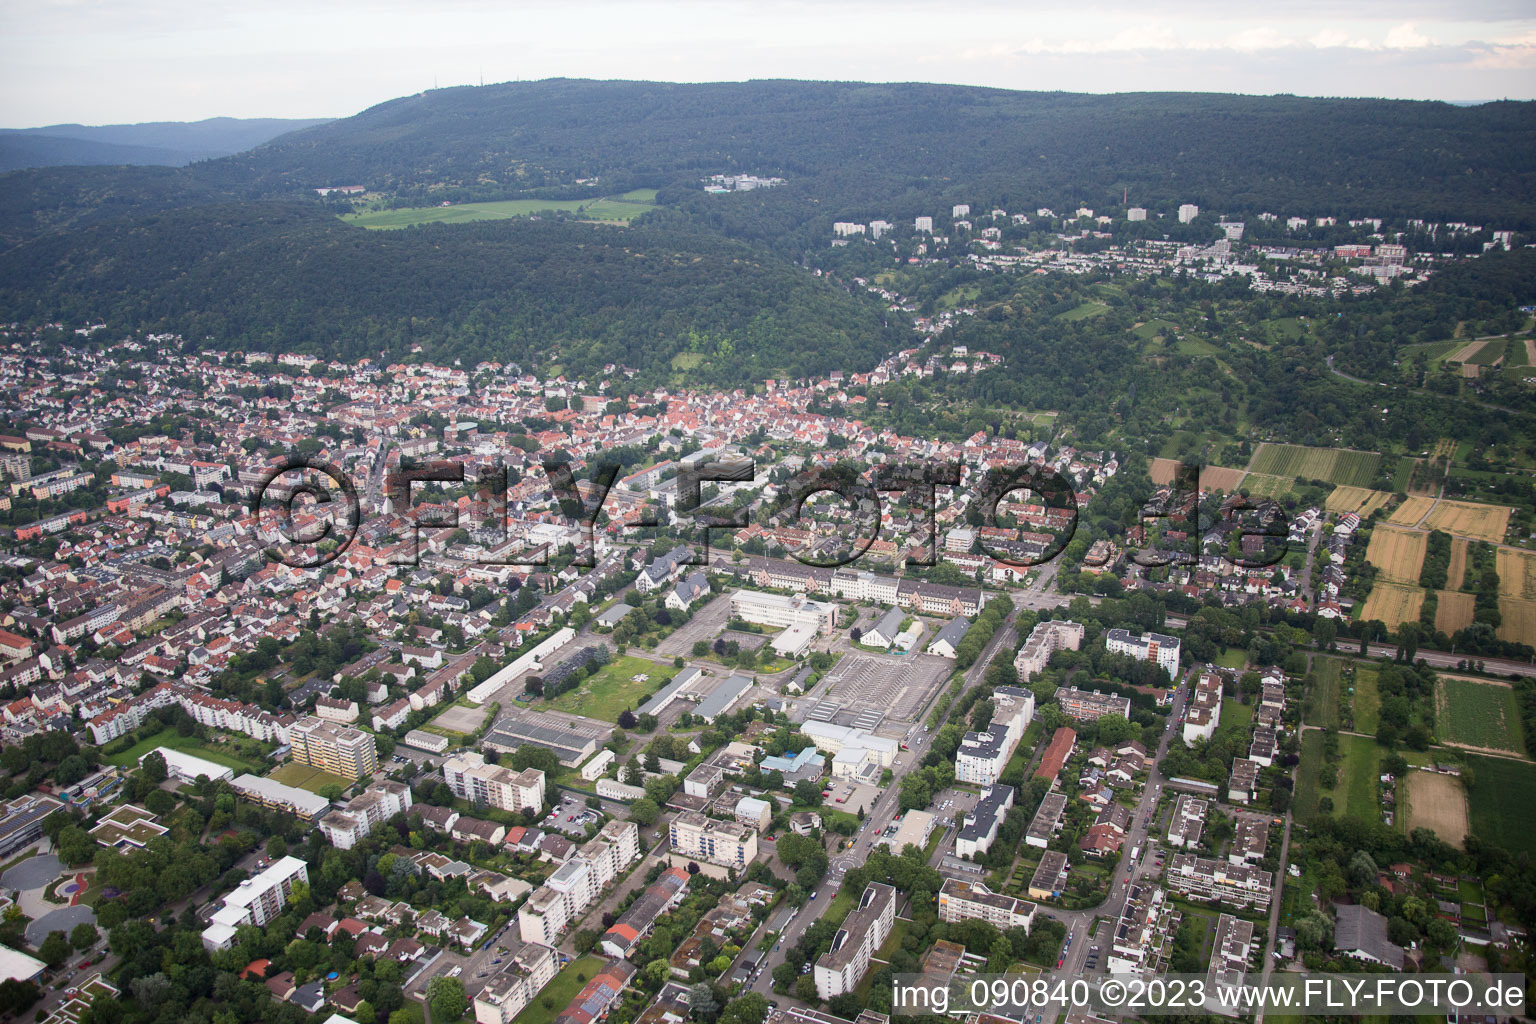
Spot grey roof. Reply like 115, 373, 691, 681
1334, 904, 1405, 969
695, 673, 753, 721
930, 616, 971, 651
865, 607, 906, 643
959, 784, 1014, 844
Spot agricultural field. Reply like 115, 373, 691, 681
1364, 525, 1427, 583
1444, 339, 1489, 364
1496, 597, 1536, 646
1325, 485, 1392, 517
1405, 770, 1469, 847
1241, 472, 1293, 497
1358, 583, 1425, 629
1447, 537, 1469, 590
1495, 546, 1536, 599
1433, 675, 1527, 756
547, 655, 679, 723
1247, 443, 1381, 487
343, 189, 657, 229
1421, 500, 1511, 544
1434, 591, 1476, 634
1464, 754, 1536, 854
1465, 338, 1509, 365
1198, 466, 1245, 493
1388, 496, 1436, 527
1149, 457, 1179, 485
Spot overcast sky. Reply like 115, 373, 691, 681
4, 0, 1535, 127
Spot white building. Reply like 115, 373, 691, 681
1013, 620, 1084, 680
1127, 207, 1147, 221
443, 752, 546, 812
318, 780, 413, 850
201, 856, 310, 950
1104, 628, 1181, 677
580, 749, 615, 781
669, 810, 759, 870
1178, 204, 1200, 224
814, 883, 896, 999
938, 878, 1036, 931
145, 747, 233, 784
915, 216, 934, 233
473, 940, 562, 1024
518, 820, 640, 945
729, 590, 835, 634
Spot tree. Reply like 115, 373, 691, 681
0, 979, 39, 1016
427, 976, 467, 1024
719, 994, 769, 1024
629, 797, 660, 826
69, 922, 98, 952
618, 710, 638, 729
574, 928, 601, 955
38, 930, 71, 969
140, 750, 167, 784
688, 983, 720, 1023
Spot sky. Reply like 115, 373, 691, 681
3, 0, 1535, 127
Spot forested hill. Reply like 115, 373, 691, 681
0, 202, 899, 381
214, 81, 1536, 227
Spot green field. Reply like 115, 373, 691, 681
1465, 339, 1509, 365
1305, 657, 1343, 729
101, 730, 267, 774
1352, 664, 1381, 735
268, 761, 354, 794
1296, 731, 1381, 824
510, 956, 606, 1024
344, 189, 657, 230
1436, 676, 1528, 756
1241, 472, 1294, 497
1214, 647, 1247, 670
1057, 300, 1108, 321
1464, 754, 1536, 854
547, 655, 679, 723
1248, 443, 1381, 487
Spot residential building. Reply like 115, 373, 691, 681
1027, 850, 1070, 900
1166, 853, 1274, 911
1166, 794, 1208, 848
1013, 620, 1084, 680
669, 810, 758, 870
201, 856, 310, 950
1182, 672, 1223, 746
1055, 686, 1132, 722
814, 883, 896, 999
319, 780, 413, 850
290, 716, 378, 781
1025, 791, 1067, 849
956, 785, 1013, 858
1104, 629, 1181, 677
473, 941, 562, 1024
937, 878, 1036, 931
444, 752, 547, 812
1333, 904, 1404, 970
1106, 883, 1180, 975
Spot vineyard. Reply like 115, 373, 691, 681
1247, 443, 1381, 486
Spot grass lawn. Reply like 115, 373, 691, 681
1213, 700, 1254, 745
1352, 664, 1381, 735
547, 655, 679, 723
1214, 647, 1248, 670
1463, 753, 1536, 854
1296, 730, 1381, 824
101, 729, 267, 774
1306, 657, 1343, 729
344, 189, 656, 230
823, 890, 856, 928
510, 955, 606, 1024
267, 761, 353, 794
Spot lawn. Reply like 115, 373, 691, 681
267, 762, 353, 794
1296, 731, 1381, 825
100, 729, 268, 774
1306, 657, 1342, 729
1352, 664, 1381, 735
1214, 647, 1248, 670
547, 655, 680, 723
1057, 300, 1108, 321
1435, 676, 1527, 755
510, 955, 606, 1024
344, 190, 656, 229
1463, 754, 1536, 854
1215, 699, 1254, 743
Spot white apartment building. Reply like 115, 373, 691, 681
444, 752, 546, 812
517, 819, 640, 945
318, 779, 413, 850
1167, 853, 1274, 911
1104, 628, 1181, 677
201, 856, 310, 950
954, 686, 1034, 786
669, 810, 759, 870
1178, 204, 1200, 223
1013, 620, 1084, 681
915, 216, 934, 233
473, 940, 561, 1024
815, 883, 896, 999
1127, 207, 1148, 221
938, 878, 1037, 931
1183, 672, 1224, 746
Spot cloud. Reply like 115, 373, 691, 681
1384, 22, 1433, 48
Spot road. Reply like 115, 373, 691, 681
746, 594, 1025, 999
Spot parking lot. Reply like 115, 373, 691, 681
655, 593, 733, 657
545, 793, 603, 837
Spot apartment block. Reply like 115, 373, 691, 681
290, 715, 378, 780
1055, 686, 1132, 722
518, 820, 640, 945
1166, 853, 1274, 911
1025, 791, 1067, 849
1166, 794, 1209, 848
1106, 882, 1180, 975
1182, 672, 1223, 746
444, 751, 547, 812
814, 883, 896, 999
318, 779, 413, 850
956, 784, 1014, 858
938, 878, 1036, 931
1104, 629, 1181, 677
201, 856, 310, 950
1013, 620, 1084, 680
669, 810, 758, 870
473, 940, 562, 1024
